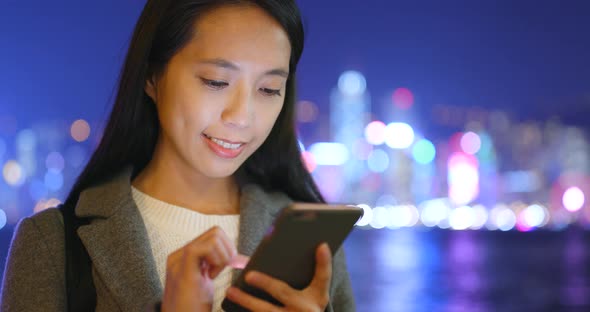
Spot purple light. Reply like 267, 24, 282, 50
46, 152, 65, 172
460, 132, 481, 155
448, 153, 479, 205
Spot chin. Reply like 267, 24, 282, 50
195, 163, 242, 179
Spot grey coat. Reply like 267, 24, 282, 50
0, 168, 355, 311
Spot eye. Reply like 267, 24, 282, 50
200, 78, 228, 90
260, 88, 282, 97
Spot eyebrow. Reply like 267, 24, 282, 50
197, 58, 289, 78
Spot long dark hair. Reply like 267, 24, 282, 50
64, 0, 324, 209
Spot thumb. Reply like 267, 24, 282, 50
309, 243, 332, 291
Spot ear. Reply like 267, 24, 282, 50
144, 76, 157, 103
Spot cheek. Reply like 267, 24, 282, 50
256, 104, 283, 139
157, 101, 191, 135
159, 90, 213, 133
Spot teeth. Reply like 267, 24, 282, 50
210, 137, 242, 150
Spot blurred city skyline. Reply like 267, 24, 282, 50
0, 0, 589, 231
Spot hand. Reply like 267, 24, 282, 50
225, 243, 332, 312
161, 226, 237, 312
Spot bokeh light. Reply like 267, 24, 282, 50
34, 198, 62, 214
301, 151, 317, 173
367, 149, 389, 173
448, 132, 464, 152
470, 204, 488, 230
487, 204, 506, 230
351, 139, 373, 160
65, 145, 87, 168
296, 100, 319, 123
3, 160, 25, 186
448, 152, 479, 205
388, 205, 419, 228
496, 208, 517, 231
71, 119, 91, 142
355, 204, 373, 226
392, 87, 414, 110
338, 71, 366, 96
0, 209, 6, 230
44, 169, 64, 191
563, 187, 585, 212
384, 122, 415, 149
364, 121, 387, 145
309, 142, 349, 166
412, 139, 436, 164
46, 151, 65, 172
449, 206, 476, 230
460, 131, 481, 155
16, 129, 36, 151
370, 206, 389, 229
522, 204, 546, 228
419, 198, 451, 227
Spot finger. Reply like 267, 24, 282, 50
204, 226, 238, 264
229, 254, 250, 269
225, 286, 282, 312
215, 227, 238, 259
200, 237, 233, 278
245, 271, 296, 305
309, 243, 332, 295
175, 227, 234, 279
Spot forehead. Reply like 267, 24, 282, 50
179, 5, 291, 68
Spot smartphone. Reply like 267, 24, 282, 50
221, 203, 363, 311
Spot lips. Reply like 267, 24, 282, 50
202, 133, 247, 159
203, 133, 245, 145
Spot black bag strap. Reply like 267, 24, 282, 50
58, 203, 97, 311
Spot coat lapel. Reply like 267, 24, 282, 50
75, 168, 163, 311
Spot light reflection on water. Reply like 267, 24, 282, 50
345, 228, 590, 312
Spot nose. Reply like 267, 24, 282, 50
221, 85, 252, 129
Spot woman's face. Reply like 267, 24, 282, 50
146, 5, 291, 179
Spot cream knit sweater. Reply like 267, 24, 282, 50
131, 186, 239, 312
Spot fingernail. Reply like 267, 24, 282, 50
229, 254, 250, 269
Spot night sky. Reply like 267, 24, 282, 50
1, 0, 589, 129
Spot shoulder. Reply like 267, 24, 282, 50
17, 207, 64, 238
1, 207, 67, 311
9, 207, 65, 260
27, 206, 64, 227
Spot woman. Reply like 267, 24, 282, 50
0, 0, 355, 311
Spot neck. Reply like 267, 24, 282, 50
132, 148, 240, 215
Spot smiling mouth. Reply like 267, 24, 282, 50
202, 133, 245, 150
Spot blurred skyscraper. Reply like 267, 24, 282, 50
329, 71, 371, 202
